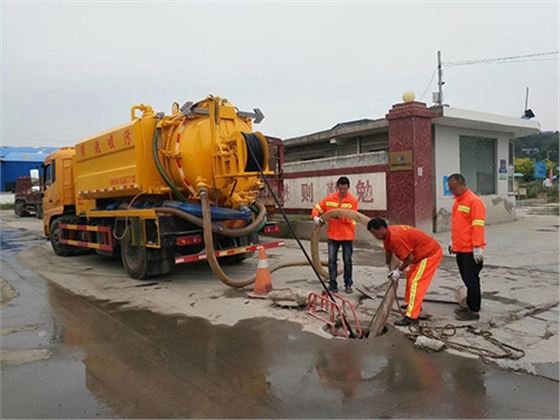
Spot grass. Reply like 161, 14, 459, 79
0, 203, 14, 210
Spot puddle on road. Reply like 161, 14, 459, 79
1, 224, 559, 419
3, 284, 557, 419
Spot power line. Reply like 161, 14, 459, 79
431, 50, 557, 106
444, 50, 558, 67
490, 57, 559, 65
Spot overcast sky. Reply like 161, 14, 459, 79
1, 1, 558, 147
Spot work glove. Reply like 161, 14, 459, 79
473, 247, 484, 264
389, 269, 403, 282
448, 242, 455, 255
313, 216, 325, 226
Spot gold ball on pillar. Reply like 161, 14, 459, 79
402, 91, 416, 103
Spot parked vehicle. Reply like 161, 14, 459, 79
14, 169, 42, 218
42, 96, 282, 280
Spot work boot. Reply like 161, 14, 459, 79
454, 306, 469, 315
394, 317, 419, 327
328, 283, 338, 293
344, 285, 353, 294
417, 311, 431, 321
455, 309, 480, 321
401, 303, 424, 313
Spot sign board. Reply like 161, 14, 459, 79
283, 172, 387, 211
499, 159, 507, 173
389, 151, 413, 171
534, 161, 547, 179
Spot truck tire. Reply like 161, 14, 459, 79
120, 231, 174, 280
50, 218, 77, 257
14, 200, 27, 217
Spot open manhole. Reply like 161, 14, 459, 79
320, 318, 388, 339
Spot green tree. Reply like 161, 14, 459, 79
516, 131, 559, 162
545, 159, 557, 175
515, 157, 535, 181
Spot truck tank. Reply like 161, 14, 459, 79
74, 95, 270, 212
43, 95, 295, 284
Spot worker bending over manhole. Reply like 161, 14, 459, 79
367, 218, 443, 326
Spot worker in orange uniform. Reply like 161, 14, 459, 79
367, 218, 443, 326
311, 176, 358, 294
447, 173, 486, 321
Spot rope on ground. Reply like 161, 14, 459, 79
391, 282, 525, 360
406, 324, 526, 360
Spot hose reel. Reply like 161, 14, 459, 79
242, 132, 267, 173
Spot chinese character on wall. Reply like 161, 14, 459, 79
107, 135, 115, 149
326, 180, 336, 195
124, 129, 132, 146
283, 184, 291, 204
355, 179, 374, 203
301, 182, 314, 202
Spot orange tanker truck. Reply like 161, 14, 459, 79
41, 96, 283, 285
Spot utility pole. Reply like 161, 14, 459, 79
437, 50, 444, 106
524, 86, 529, 110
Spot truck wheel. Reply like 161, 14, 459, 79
120, 231, 174, 280
121, 233, 149, 279
35, 205, 43, 219
14, 201, 27, 217
50, 218, 76, 256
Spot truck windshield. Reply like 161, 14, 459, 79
44, 161, 55, 186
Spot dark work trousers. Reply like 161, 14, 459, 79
456, 252, 483, 312
328, 239, 353, 288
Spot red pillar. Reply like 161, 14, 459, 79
386, 101, 434, 232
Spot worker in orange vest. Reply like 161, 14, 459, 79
367, 218, 443, 326
447, 173, 486, 321
311, 177, 359, 294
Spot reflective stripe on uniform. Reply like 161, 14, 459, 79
325, 201, 338, 207
457, 205, 471, 213
406, 258, 427, 318
472, 219, 485, 226
341, 203, 353, 209
314, 204, 324, 213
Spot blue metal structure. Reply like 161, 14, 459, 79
0, 147, 58, 192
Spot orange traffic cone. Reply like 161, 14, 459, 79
248, 246, 273, 298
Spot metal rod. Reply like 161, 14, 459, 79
437, 50, 443, 106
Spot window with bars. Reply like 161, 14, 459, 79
459, 135, 496, 195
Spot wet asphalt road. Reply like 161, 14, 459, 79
1, 225, 559, 419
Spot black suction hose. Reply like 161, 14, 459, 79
242, 133, 339, 307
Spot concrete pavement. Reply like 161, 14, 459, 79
1, 202, 559, 382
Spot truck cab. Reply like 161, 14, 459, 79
42, 147, 77, 237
